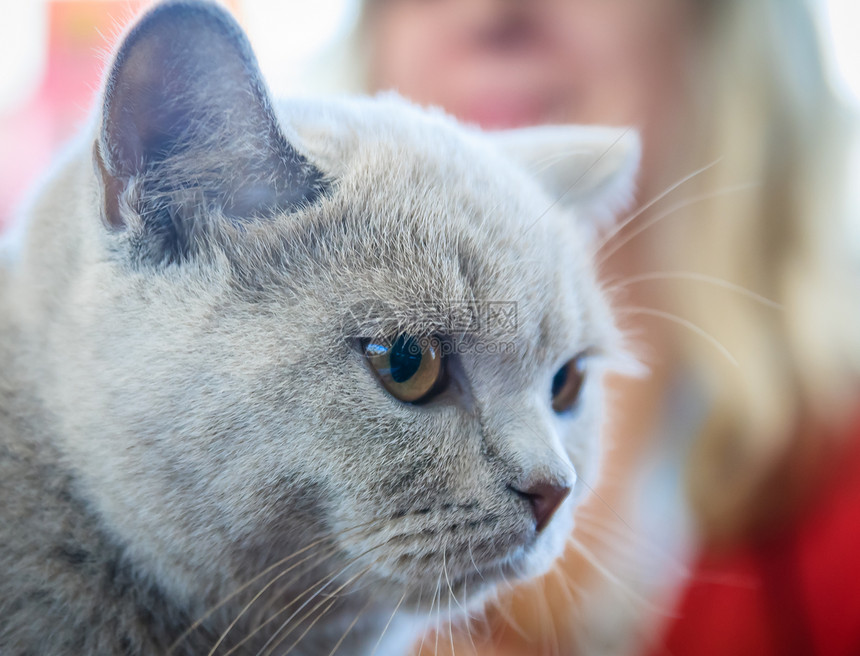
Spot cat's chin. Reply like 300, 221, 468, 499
365, 517, 573, 615
386, 544, 562, 617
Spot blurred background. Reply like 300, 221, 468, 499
0, 0, 858, 227
3, 2, 859, 655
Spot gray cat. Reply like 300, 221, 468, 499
0, 2, 638, 654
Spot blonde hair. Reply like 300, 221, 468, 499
665, 0, 860, 540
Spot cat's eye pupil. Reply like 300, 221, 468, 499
362, 333, 446, 404
389, 335, 422, 383
551, 353, 588, 414
551, 366, 568, 399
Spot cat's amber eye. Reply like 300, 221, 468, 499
363, 334, 445, 403
551, 353, 588, 414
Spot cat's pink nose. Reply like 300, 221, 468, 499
511, 481, 571, 532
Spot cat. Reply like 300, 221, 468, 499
0, 1, 639, 654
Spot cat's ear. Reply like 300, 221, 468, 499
491, 125, 640, 233
94, 1, 325, 258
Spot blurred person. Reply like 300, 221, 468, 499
5, 1, 857, 654
329, 0, 860, 653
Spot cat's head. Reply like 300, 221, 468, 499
39, 1, 638, 615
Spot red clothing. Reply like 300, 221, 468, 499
651, 421, 860, 656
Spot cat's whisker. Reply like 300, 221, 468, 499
526, 147, 591, 177
466, 538, 484, 582
617, 305, 739, 367
442, 547, 466, 614
551, 565, 587, 617
574, 511, 687, 576
323, 595, 376, 656
523, 128, 634, 235
573, 520, 662, 567
542, 574, 563, 656
259, 564, 375, 656
567, 536, 674, 616
416, 581, 432, 656
441, 546, 460, 656
207, 542, 345, 656
604, 270, 782, 310
458, 573, 480, 656
547, 558, 581, 612
573, 476, 643, 540
221, 572, 342, 656
597, 181, 759, 267
565, 537, 683, 656
223, 541, 386, 656
465, 595, 489, 648
486, 587, 529, 643
570, 523, 688, 601
448, 587, 456, 656
171, 544, 326, 653
277, 595, 341, 656
528, 578, 549, 654
170, 518, 381, 654
369, 589, 408, 656
434, 568, 443, 656
592, 159, 721, 256
419, 566, 445, 656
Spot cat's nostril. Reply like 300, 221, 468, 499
509, 481, 571, 532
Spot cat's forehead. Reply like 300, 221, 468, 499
251, 98, 612, 357
282, 95, 541, 203
283, 95, 579, 265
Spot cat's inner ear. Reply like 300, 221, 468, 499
95, 2, 326, 243
490, 125, 640, 234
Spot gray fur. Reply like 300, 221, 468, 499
0, 2, 638, 654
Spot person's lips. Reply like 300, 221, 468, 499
458, 93, 548, 129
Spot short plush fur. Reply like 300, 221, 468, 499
0, 2, 638, 654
